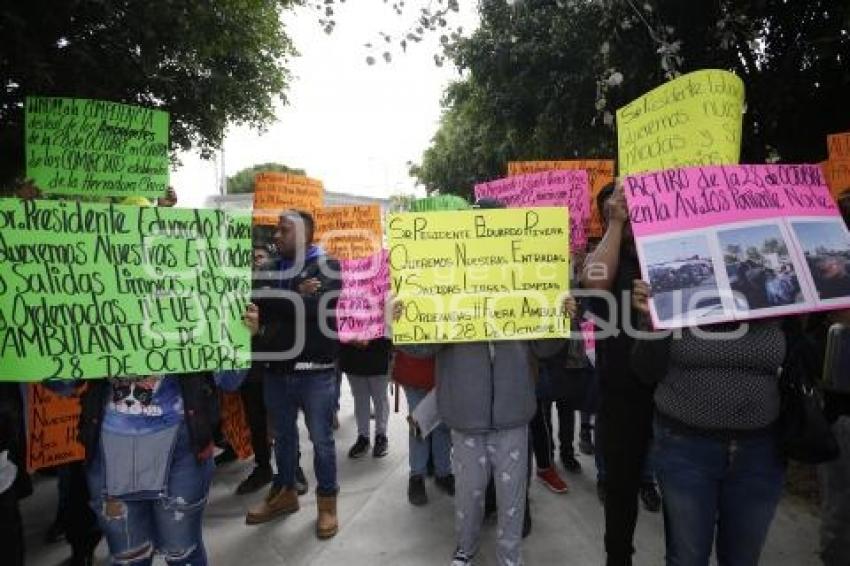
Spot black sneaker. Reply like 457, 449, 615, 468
295, 465, 309, 495
578, 426, 594, 455
561, 451, 582, 474
373, 434, 388, 458
214, 445, 238, 466
596, 480, 606, 504
348, 435, 370, 459
434, 474, 455, 496
236, 465, 273, 495
408, 475, 428, 506
451, 549, 473, 565
640, 483, 661, 513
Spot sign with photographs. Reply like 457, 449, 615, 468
624, 164, 850, 329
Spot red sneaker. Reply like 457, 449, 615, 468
537, 466, 569, 493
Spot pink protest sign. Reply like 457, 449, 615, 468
337, 250, 390, 342
624, 164, 850, 329
474, 170, 590, 251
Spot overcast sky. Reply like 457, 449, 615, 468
172, 2, 479, 208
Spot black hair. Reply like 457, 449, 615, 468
281, 209, 315, 241
596, 181, 617, 224
473, 197, 506, 209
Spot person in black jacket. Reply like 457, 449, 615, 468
0, 383, 31, 566
243, 210, 342, 539
339, 338, 392, 458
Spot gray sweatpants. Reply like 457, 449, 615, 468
820, 416, 850, 566
347, 374, 390, 438
452, 426, 528, 566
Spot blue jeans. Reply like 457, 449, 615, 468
265, 369, 338, 495
87, 425, 214, 566
403, 386, 452, 477
653, 422, 785, 566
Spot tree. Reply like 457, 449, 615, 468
0, 0, 300, 186
413, 0, 850, 197
227, 162, 306, 194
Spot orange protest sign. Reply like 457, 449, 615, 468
822, 160, 850, 199
253, 172, 324, 226
314, 205, 383, 260
827, 132, 850, 161
508, 160, 615, 238
26, 384, 86, 472
220, 391, 253, 460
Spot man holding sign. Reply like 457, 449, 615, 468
390, 198, 579, 566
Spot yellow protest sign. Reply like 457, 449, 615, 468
616, 69, 745, 176
388, 208, 571, 343
253, 172, 324, 226
314, 204, 383, 260
508, 160, 614, 238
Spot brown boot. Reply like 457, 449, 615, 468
246, 487, 299, 525
316, 495, 338, 539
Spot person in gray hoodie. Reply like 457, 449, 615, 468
393, 303, 578, 566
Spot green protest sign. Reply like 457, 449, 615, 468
0, 198, 252, 381
25, 97, 170, 198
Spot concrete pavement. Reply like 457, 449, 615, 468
22, 381, 822, 565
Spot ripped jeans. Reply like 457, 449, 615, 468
87, 424, 214, 565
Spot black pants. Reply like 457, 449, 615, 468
598, 382, 654, 566
0, 486, 24, 566
240, 377, 271, 468
529, 398, 574, 470
64, 461, 101, 565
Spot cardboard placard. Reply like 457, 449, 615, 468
252, 172, 323, 226
388, 208, 571, 343
26, 383, 86, 472
507, 160, 615, 238
25, 97, 169, 198
314, 205, 383, 260
220, 391, 253, 460
625, 164, 850, 329
338, 250, 390, 342
616, 70, 745, 176
474, 170, 590, 251
0, 199, 251, 381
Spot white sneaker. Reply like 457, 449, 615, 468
451, 549, 473, 566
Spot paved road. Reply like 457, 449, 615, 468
23, 381, 821, 565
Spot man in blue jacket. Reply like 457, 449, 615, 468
243, 210, 342, 539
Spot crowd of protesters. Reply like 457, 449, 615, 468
1, 177, 850, 566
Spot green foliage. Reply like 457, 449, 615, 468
414, 0, 850, 197
0, 0, 300, 186
227, 162, 306, 194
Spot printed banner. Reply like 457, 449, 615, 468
253, 172, 324, 226
26, 383, 86, 472
0, 199, 252, 381
508, 160, 615, 238
220, 391, 253, 460
25, 97, 169, 198
616, 69, 745, 177
408, 195, 470, 212
338, 250, 390, 342
624, 164, 850, 329
388, 208, 571, 343
314, 205, 383, 260
474, 170, 589, 251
